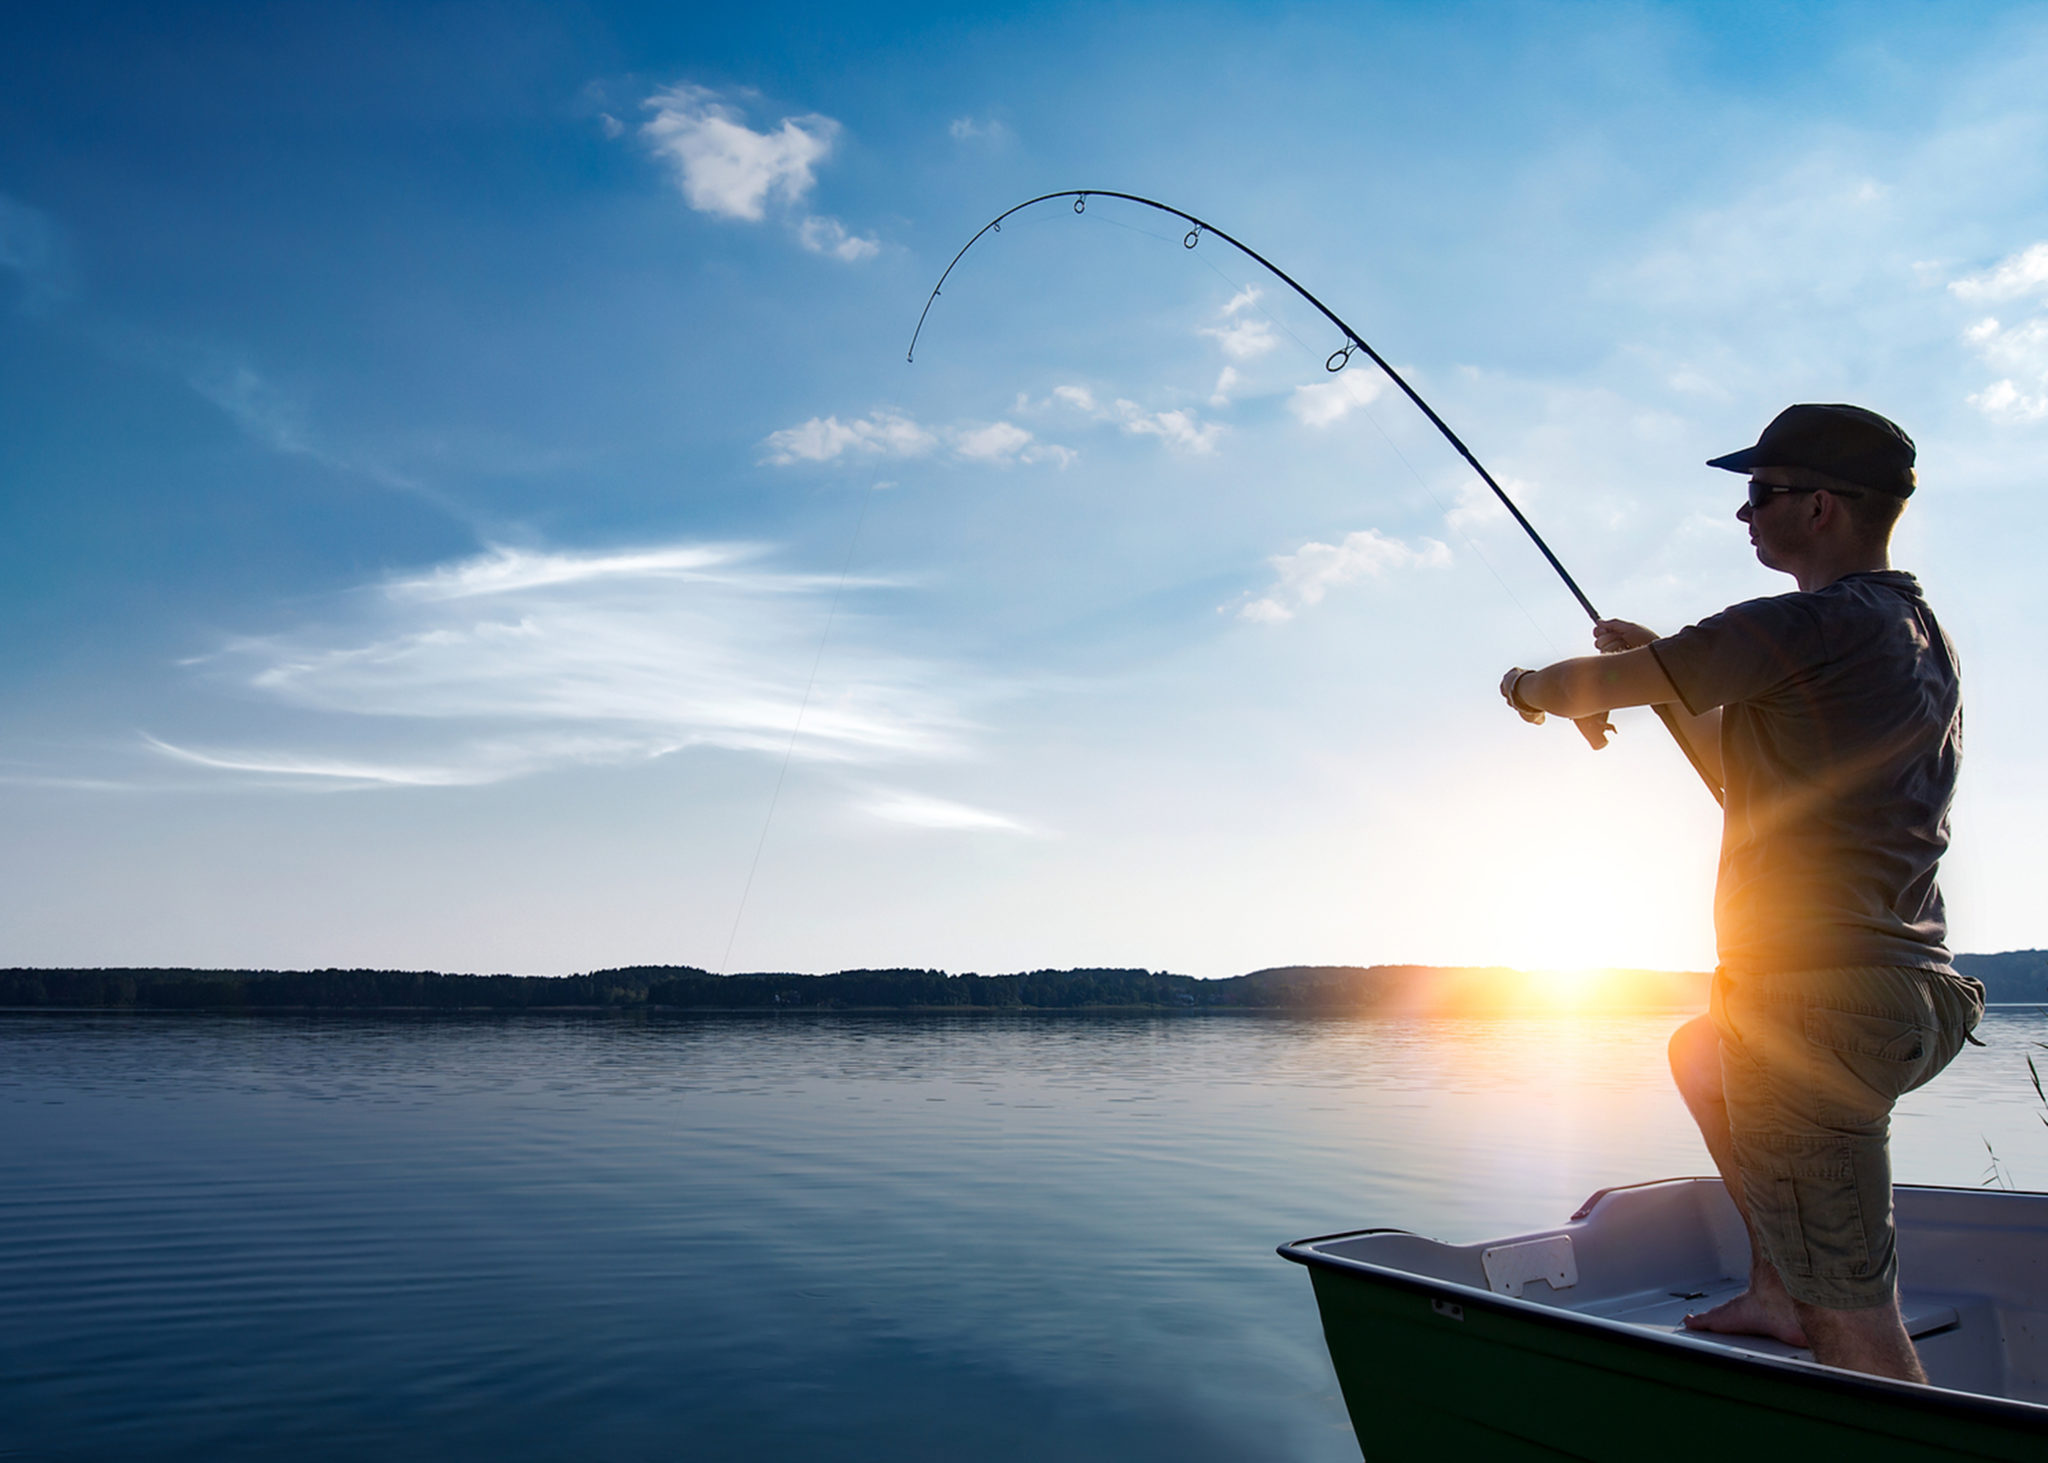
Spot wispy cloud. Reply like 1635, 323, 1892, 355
0, 191, 71, 313
1114, 400, 1220, 453
1444, 476, 1514, 534
142, 735, 498, 788
1953, 243, 2048, 422
157, 541, 980, 789
948, 116, 1010, 143
798, 214, 879, 261
1200, 286, 1278, 361
184, 356, 317, 457
1288, 370, 1388, 427
953, 420, 1073, 467
857, 787, 1031, 834
638, 84, 874, 261
1201, 318, 1277, 361
763, 410, 1071, 467
1950, 242, 2048, 304
763, 411, 938, 464
1235, 529, 1451, 623
389, 543, 748, 600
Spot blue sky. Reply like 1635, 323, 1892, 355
4, 1, 2047, 976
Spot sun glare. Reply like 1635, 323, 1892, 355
1529, 968, 1613, 1010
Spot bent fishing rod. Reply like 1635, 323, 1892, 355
908, 189, 1722, 806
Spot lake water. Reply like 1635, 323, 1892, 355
6, 1007, 2047, 1461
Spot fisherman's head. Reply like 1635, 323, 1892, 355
1712, 404, 1914, 566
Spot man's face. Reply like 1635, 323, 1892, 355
1735, 466, 1807, 573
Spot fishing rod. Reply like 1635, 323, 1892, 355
908, 189, 1723, 806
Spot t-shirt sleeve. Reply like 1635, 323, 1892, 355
1647, 593, 1830, 716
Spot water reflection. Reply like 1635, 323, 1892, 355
3, 1009, 2042, 1461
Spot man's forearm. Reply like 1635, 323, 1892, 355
1515, 647, 1679, 719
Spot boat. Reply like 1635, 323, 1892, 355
1279, 1177, 2048, 1459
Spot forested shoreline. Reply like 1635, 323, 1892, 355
4, 952, 2043, 1012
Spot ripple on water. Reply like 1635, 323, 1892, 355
4, 1008, 2045, 1461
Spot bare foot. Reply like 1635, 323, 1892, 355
1683, 1289, 1810, 1347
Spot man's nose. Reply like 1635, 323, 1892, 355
1735, 502, 1754, 524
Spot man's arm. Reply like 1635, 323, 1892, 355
1503, 626, 1725, 785
1514, 646, 1677, 719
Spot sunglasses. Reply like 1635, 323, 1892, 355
1746, 480, 1864, 510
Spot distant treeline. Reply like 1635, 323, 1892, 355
1954, 950, 2048, 1004
2, 954, 2040, 1014
0, 963, 1697, 1013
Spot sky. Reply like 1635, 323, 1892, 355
3, 1, 2047, 978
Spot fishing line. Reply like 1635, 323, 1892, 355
719, 465, 885, 975
1176, 240, 1563, 657
911, 189, 1715, 800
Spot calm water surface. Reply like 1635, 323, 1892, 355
5, 1008, 2047, 1461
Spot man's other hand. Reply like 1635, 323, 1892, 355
1501, 668, 1545, 724
1594, 619, 1658, 654
1574, 713, 1616, 750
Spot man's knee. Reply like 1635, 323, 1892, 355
1669, 1014, 1722, 1109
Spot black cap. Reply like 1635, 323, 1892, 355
1706, 403, 1916, 497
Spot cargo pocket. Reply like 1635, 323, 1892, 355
1802, 1006, 1929, 1123
1771, 1144, 1880, 1293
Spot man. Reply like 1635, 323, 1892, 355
1497, 403, 1982, 1383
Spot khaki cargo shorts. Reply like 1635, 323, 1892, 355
1711, 964, 1984, 1309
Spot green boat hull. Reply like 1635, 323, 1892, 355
1285, 1181, 2048, 1460
1305, 1265, 2039, 1460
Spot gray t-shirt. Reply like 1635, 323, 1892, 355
1648, 571, 1960, 976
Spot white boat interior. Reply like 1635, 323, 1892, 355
1292, 1178, 2048, 1405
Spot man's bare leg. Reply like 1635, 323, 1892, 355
1797, 1299, 1927, 1382
1667, 1015, 1807, 1346
1669, 1015, 1930, 1381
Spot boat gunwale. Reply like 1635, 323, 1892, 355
1278, 1178, 2048, 1431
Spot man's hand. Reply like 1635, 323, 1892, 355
1593, 618, 1658, 653
1574, 713, 1616, 750
1500, 668, 1545, 724
1505, 667, 1618, 751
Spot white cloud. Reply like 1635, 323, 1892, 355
858, 788, 1030, 833
948, 117, 1009, 143
798, 214, 880, 262
954, 420, 1033, 461
1968, 374, 2048, 422
1950, 243, 2048, 304
1209, 367, 1240, 407
1237, 529, 1451, 623
159, 541, 979, 789
389, 543, 748, 600
640, 84, 839, 222
764, 410, 1071, 468
951, 420, 1072, 467
1052, 384, 1096, 412
1200, 287, 1277, 361
597, 112, 624, 140
763, 411, 938, 465
1444, 476, 1514, 534
143, 736, 497, 788
1288, 370, 1388, 428
1201, 317, 1278, 361
1114, 400, 1221, 453
1954, 244, 2048, 422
